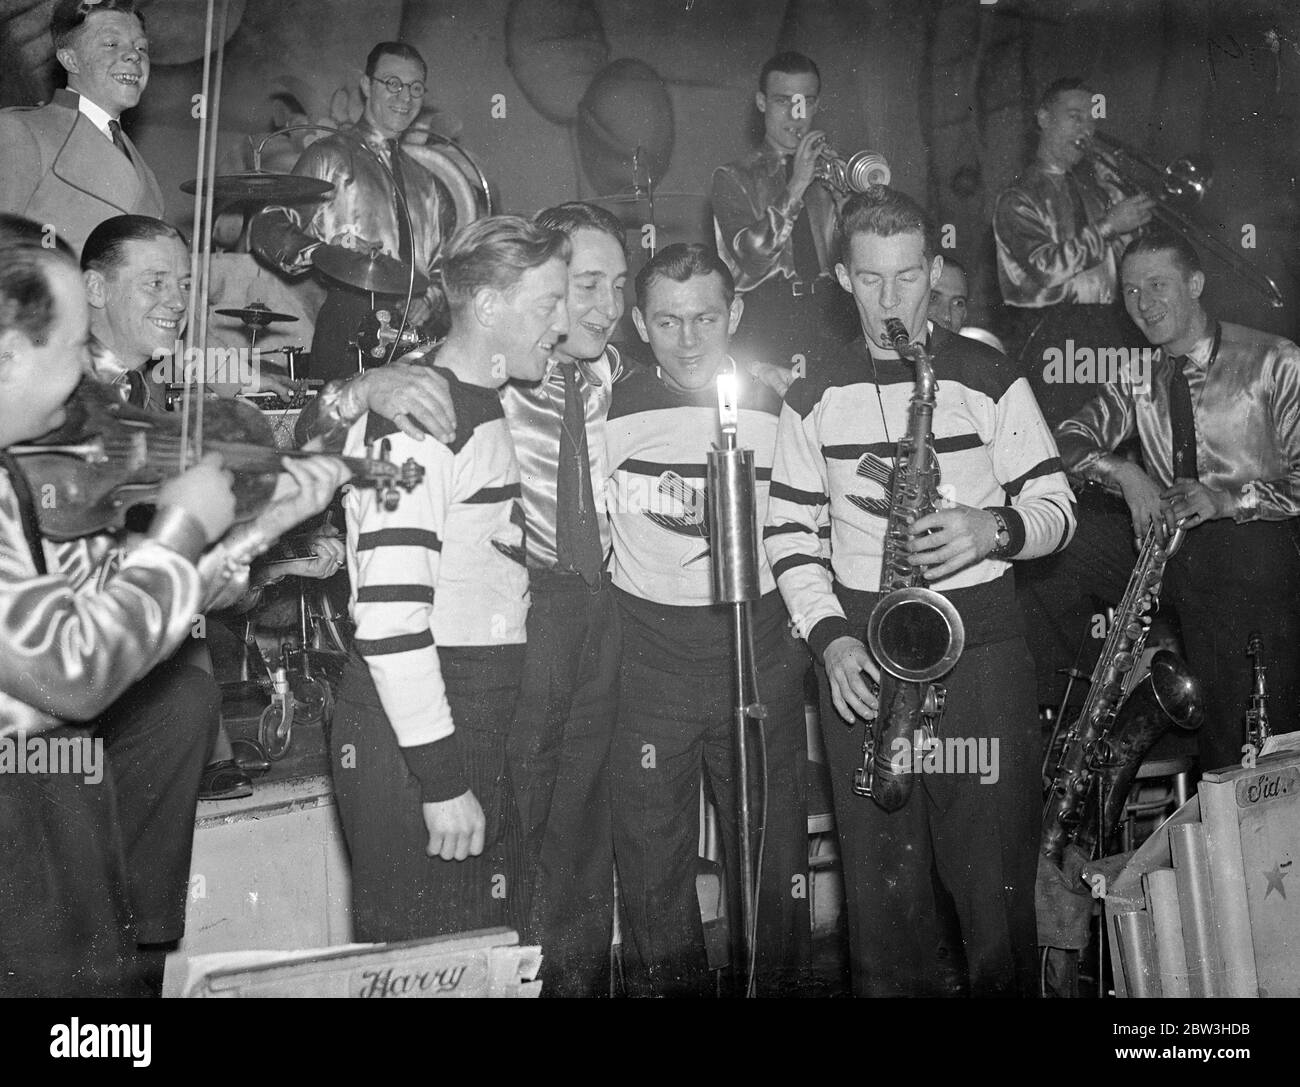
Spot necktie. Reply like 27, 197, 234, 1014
125, 369, 149, 410
555, 363, 603, 585
1167, 353, 1199, 481
386, 139, 413, 266
0, 453, 48, 576
107, 119, 131, 161
1063, 171, 1091, 238
784, 157, 822, 280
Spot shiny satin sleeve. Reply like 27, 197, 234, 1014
1234, 338, 1300, 522
711, 163, 799, 288
1055, 380, 1138, 487
0, 476, 201, 735
250, 139, 348, 275
993, 183, 1110, 304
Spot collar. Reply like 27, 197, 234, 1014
75, 93, 118, 138
1172, 319, 1219, 369
88, 336, 137, 384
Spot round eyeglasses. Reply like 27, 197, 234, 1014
371, 75, 426, 98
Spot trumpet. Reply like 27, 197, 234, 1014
814, 147, 892, 196
1075, 132, 1284, 309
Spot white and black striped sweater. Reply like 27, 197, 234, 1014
764, 326, 1076, 661
343, 364, 528, 800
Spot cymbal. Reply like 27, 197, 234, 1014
311, 244, 429, 295
180, 172, 334, 204
216, 302, 299, 327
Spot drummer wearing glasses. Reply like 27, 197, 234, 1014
252, 42, 456, 382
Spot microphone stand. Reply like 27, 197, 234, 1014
708, 372, 765, 996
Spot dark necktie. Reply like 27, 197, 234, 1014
1167, 353, 1199, 481
386, 139, 413, 265
784, 157, 822, 280
125, 369, 149, 410
555, 363, 603, 585
0, 453, 48, 576
107, 119, 131, 161
1064, 171, 1091, 238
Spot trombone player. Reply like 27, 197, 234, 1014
995, 77, 1153, 715
711, 51, 858, 383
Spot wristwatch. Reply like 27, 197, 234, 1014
989, 509, 1012, 559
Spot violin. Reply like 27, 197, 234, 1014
9, 378, 423, 541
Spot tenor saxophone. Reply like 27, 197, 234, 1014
852, 318, 965, 811
1041, 521, 1204, 864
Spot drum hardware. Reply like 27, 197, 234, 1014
311, 244, 431, 296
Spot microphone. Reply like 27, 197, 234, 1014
708, 372, 759, 604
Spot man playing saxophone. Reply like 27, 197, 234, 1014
1056, 227, 1300, 773
765, 186, 1076, 996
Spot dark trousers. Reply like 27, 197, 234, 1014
610, 603, 810, 996
332, 646, 524, 942
95, 652, 222, 945
0, 726, 149, 997
1016, 488, 1134, 707
732, 274, 859, 372
1165, 519, 1300, 772
311, 288, 380, 382
819, 585, 1040, 997
1008, 301, 1145, 428
507, 575, 620, 997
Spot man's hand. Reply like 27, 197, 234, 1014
357, 362, 457, 443
1115, 461, 1177, 540
1102, 193, 1155, 236
157, 452, 237, 544
254, 370, 302, 402
421, 790, 486, 861
249, 451, 351, 545
402, 293, 434, 329
787, 129, 827, 204
907, 505, 998, 580
823, 635, 880, 723
748, 360, 796, 397
1163, 479, 1231, 528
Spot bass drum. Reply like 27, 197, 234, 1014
402, 137, 493, 233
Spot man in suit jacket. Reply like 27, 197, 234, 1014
0, 0, 163, 256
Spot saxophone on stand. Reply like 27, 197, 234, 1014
853, 317, 965, 812
1245, 631, 1271, 754
1041, 521, 1204, 865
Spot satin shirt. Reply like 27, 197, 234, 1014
500, 345, 622, 569
1057, 320, 1300, 522
994, 159, 1128, 308
711, 145, 841, 293
254, 120, 455, 279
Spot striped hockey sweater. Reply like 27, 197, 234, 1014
605, 363, 783, 606
343, 364, 528, 797
764, 325, 1076, 661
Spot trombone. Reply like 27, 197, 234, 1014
1078, 132, 1285, 309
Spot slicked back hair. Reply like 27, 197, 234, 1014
1121, 225, 1204, 280
440, 215, 570, 313
634, 242, 735, 311
52, 0, 143, 51
365, 41, 427, 79
81, 215, 185, 275
838, 186, 936, 263
0, 214, 78, 344
1039, 76, 1090, 113
759, 51, 821, 94
534, 202, 627, 251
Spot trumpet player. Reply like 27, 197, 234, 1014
711, 52, 858, 384
1056, 228, 1300, 773
765, 187, 1075, 996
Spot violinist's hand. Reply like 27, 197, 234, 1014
355, 362, 456, 443
157, 452, 237, 544
249, 453, 352, 546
